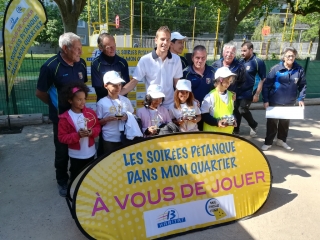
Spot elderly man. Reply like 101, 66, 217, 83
170, 31, 189, 70
91, 33, 130, 102
36, 32, 87, 197
238, 41, 266, 137
183, 45, 215, 130
212, 41, 246, 135
91, 33, 130, 157
120, 26, 182, 109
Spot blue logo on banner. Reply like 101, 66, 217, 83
157, 208, 186, 228
16, 6, 25, 13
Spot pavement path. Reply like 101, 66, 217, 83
0, 106, 319, 240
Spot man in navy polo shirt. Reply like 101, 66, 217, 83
212, 41, 246, 134
238, 41, 266, 137
36, 32, 87, 197
183, 45, 215, 130
91, 33, 130, 157
91, 33, 130, 102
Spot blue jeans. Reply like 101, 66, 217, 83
53, 123, 69, 185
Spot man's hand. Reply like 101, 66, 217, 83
299, 101, 305, 107
263, 102, 269, 109
252, 94, 259, 103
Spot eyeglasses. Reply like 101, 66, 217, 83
285, 55, 295, 59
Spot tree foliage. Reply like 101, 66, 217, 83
297, 13, 320, 42
251, 15, 282, 41
286, 0, 320, 59
217, 0, 279, 43
35, 3, 64, 47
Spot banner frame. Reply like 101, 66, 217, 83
69, 132, 273, 240
2, 0, 48, 102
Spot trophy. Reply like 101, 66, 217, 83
221, 115, 235, 126
151, 111, 159, 129
181, 107, 196, 120
77, 112, 96, 131
115, 104, 124, 119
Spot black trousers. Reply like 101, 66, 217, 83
265, 118, 290, 145
69, 155, 95, 183
234, 99, 257, 132
96, 132, 104, 158
103, 140, 123, 155
53, 123, 69, 186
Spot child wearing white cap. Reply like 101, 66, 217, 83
169, 79, 201, 132
201, 67, 237, 134
96, 71, 134, 153
136, 84, 172, 137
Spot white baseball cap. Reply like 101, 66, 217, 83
103, 71, 126, 84
176, 79, 191, 92
147, 84, 165, 98
215, 67, 236, 80
171, 32, 188, 41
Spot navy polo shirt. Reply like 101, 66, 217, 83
212, 58, 246, 95
239, 53, 266, 99
180, 55, 189, 70
37, 52, 87, 124
91, 53, 129, 101
183, 64, 215, 104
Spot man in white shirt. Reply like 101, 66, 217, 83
120, 26, 183, 109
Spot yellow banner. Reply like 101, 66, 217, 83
3, 0, 47, 96
70, 133, 272, 239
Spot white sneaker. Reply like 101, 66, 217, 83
261, 144, 271, 151
276, 139, 293, 151
250, 127, 257, 137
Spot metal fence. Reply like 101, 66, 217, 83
0, 57, 319, 116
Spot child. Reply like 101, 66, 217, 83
96, 71, 135, 153
136, 84, 172, 137
201, 67, 237, 134
169, 79, 201, 132
58, 82, 101, 183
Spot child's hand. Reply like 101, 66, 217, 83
87, 129, 92, 136
106, 116, 118, 122
120, 113, 128, 121
78, 129, 89, 138
148, 126, 158, 135
218, 119, 227, 128
177, 117, 185, 124
188, 116, 198, 123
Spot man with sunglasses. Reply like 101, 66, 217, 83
91, 33, 130, 102
91, 33, 130, 157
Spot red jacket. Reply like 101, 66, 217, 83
58, 107, 101, 150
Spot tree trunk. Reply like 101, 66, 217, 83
222, 3, 239, 44
54, 0, 86, 34
61, 14, 79, 33
316, 27, 320, 60
223, 14, 239, 44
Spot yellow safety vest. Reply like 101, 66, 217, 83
203, 89, 234, 134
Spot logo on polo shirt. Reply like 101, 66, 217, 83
78, 72, 83, 79
206, 78, 211, 84
246, 66, 251, 70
